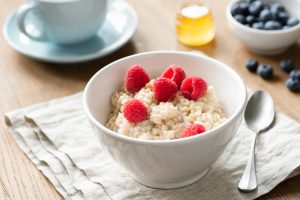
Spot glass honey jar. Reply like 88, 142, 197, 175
176, 0, 215, 46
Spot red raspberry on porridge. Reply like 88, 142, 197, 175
181, 124, 206, 138
161, 65, 186, 89
153, 77, 178, 102
123, 99, 148, 123
124, 65, 150, 93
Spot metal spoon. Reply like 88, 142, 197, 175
238, 90, 275, 192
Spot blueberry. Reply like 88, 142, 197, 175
231, 2, 249, 16
252, 22, 264, 29
234, 14, 246, 24
246, 15, 257, 24
286, 78, 300, 91
264, 20, 282, 30
279, 59, 295, 73
270, 3, 285, 14
239, 2, 250, 15
276, 12, 289, 24
282, 25, 291, 29
259, 9, 273, 22
287, 17, 300, 27
244, 0, 257, 3
289, 70, 300, 81
248, 1, 264, 16
257, 64, 273, 79
231, 3, 243, 16
245, 59, 258, 72
262, 4, 271, 10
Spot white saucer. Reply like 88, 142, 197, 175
3, 0, 137, 63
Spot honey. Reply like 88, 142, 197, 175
176, 1, 215, 46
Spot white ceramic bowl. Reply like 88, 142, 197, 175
226, 0, 300, 55
83, 51, 247, 189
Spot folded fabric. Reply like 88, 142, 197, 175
5, 92, 300, 200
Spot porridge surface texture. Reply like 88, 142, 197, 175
106, 80, 226, 140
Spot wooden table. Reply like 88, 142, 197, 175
1, 0, 299, 199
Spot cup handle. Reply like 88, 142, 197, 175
16, 2, 43, 40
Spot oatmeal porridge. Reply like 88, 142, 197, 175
106, 65, 226, 140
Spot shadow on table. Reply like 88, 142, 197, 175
263, 44, 300, 63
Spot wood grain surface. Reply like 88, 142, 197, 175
0, 0, 299, 199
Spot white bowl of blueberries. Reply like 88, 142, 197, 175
226, 0, 300, 55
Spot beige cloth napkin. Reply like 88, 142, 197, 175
4, 92, 300, 200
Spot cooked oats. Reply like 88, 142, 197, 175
106, 81, 226, 140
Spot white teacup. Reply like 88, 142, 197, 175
16, 0, 108, 45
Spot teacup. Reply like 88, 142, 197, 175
16, 0, 108, 45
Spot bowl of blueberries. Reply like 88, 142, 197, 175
226, 0, 300, 55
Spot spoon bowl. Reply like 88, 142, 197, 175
245, 91, 275, 133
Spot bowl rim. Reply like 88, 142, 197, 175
226, 0, 300, 34
83, 51, 247, 146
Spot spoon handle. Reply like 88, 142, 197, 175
238, 132, 258, 192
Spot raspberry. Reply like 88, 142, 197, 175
153, 77, 178, 102
124, 65, 150, 93
123, 99, 148, 123
180, 76, 207, 100
181, 124, 206, 138
161, 65, 186, 89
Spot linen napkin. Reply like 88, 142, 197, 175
4, 92, 300, 200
